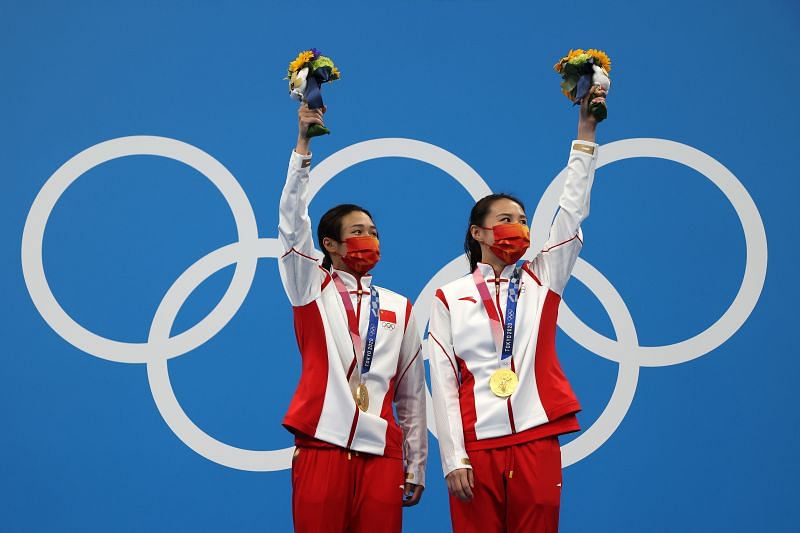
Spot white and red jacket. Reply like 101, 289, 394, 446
428, 140, 599, 476
278, 150, 427, 486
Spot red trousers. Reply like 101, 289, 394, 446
450, 436, 563, 533
291, 446, 404, 533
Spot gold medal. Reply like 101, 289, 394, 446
355, 383, 369, 412
490, 369, 518, 397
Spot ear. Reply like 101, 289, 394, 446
470, 225, 485, 243
322, 237, 339, 254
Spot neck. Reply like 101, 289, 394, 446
479, 246, 508, 277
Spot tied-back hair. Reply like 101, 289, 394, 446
464, 193, 526, 272
317, 204, 375, 270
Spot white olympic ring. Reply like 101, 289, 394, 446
20, 136, 260, 364
20, 135, 767, 472
532, 139, 769, 368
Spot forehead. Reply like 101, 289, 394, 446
487, 198, 526, 217
340, 210, 375, 228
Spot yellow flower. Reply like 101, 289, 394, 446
331, 66, 341, 79
288, 50, 315, 74
567, 48, 585, 61
554, 49, 578, 73
587, 48, 612, 73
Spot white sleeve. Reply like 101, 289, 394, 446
278, 150, 326, 307
529, 140, 599, 295
427, 292, 472, 477
394, 302, 428, 487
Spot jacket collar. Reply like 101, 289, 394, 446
331, 267, 373, 292
475, 262, 518, 282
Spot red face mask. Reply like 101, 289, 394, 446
482, 223, 530, 265
341, 235, 381, 274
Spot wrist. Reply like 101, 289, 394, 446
577, 123, 597, 142
295, 135, 310, 155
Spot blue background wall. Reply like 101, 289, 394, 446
2, 1, 797, 531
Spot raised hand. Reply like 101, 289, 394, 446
578, 84, 607, 142
295, 103, 327, 155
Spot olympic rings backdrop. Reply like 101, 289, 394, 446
2, 1, 797, 531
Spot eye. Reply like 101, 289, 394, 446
500, 217, 511, 223
353, 229, 362, 235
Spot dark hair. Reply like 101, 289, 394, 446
317, 204, 375, 270
464, 193, 526, 272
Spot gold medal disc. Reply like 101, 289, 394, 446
355, 383, 370, 411
490, 369, 519, 397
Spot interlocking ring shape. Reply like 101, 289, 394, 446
21, 136, 768, 471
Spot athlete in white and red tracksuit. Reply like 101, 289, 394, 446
428, 85, 608, 532
278, 105, 427, 532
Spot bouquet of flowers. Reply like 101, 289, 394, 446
553, 49, 611, 121
286, 48, 341, 137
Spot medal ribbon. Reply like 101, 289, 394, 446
472, 265, 522, 370
331, 272, 380, 381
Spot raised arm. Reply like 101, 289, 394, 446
393, 301, 428, 505
528, 85, 605, 295
277, 105, 328, 306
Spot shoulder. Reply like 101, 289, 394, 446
438, 273, 475, 295
318, 265, 333, 290
520, 261, 542, 286
373, 285, 415, 329
435, 274, 475, 310
372, 285, 409, 308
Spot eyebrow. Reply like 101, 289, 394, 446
495, 212, 527, 219
349, 224, 378, 231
